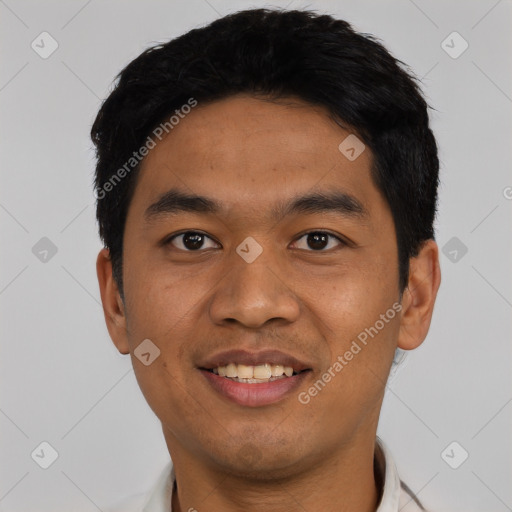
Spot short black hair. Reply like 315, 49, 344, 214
91, 8, 439, 299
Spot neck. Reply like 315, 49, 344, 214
167, 434, 381, 512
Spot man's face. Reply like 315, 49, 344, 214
118, 95, 401, 476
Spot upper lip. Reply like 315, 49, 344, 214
198, 349, 311, 373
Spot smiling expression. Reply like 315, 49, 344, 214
105, 93, 407, 477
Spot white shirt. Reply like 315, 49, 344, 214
106, 437, 425, 512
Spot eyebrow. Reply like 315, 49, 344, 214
144, 187, 368, 224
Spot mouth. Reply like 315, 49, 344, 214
198, 350, 312, 407
207, 363, 299, 382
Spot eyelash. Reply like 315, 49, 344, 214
163, 230, 348, 252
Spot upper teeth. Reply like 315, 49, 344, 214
212, 363, 294, 379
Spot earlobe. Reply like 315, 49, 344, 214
96, 248, 130, 355
397, 240, 441, 350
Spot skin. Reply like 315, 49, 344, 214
97, 94, 441, 512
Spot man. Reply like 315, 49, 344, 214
93, 8, 441, 511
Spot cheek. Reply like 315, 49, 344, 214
123, 254, 210, 345
306, 259, 398, 335
122, 272, 208, 423
302, 302, 400, 433
304, 264, 400, 391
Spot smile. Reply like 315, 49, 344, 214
200, 365, 310, 407
211, 363, 296, 382
198, 349, 312, 407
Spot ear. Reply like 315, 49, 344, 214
96, 248, 130, 355
398, 239, 441, 350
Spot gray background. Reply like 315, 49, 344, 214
1, 0, 511, 511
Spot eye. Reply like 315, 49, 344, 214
292, 231, 346, 251
165, 231, 220, 251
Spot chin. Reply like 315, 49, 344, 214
210, 444, 311, 482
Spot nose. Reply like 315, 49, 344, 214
209, 246, 301, 329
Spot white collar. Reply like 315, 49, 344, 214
132, 437, 422, 512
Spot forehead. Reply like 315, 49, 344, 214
128, 95, 386, 222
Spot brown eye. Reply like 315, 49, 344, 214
166, 231, 219, 251
293, 231, 345, 251
306, 232, 329, 250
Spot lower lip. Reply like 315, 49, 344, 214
200, 369, 310, 407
